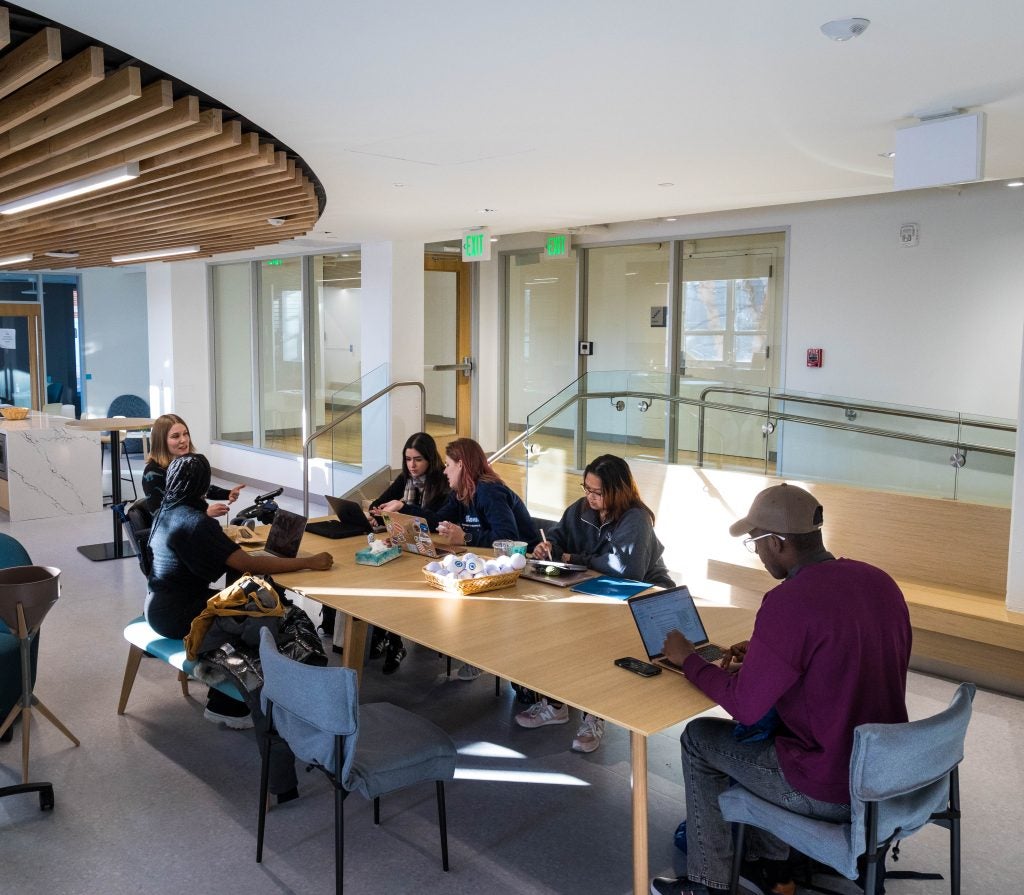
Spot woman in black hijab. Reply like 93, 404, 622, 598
145, 454, 332, 726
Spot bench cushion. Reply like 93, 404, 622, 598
124, 615, 243, 701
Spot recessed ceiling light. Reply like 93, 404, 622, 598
393, 182, 406, 188
478, 207, 497, 214
1007, 180, 1024, 188
820, 17, 870, 41
658, 182, 675, 188
490, 237, 498, 242
664, 217, 678, 222
878, 152, 896, 159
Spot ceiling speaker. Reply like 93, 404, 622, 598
893, 112, 985, 191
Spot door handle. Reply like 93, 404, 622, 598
429, 356, 474, 378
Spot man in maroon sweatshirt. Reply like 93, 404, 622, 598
652, 484, 912, 895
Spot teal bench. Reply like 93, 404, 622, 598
118, 615, 243, 714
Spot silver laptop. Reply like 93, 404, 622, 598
627, 585, 726, 674
246, 508, 308, 558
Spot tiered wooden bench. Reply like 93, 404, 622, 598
629, 462, 1024, 696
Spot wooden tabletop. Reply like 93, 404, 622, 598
65, 417, 154, 431
274, 528, 754, 736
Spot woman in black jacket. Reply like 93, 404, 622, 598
142, 413, 244, 516
366, 432, 449, 672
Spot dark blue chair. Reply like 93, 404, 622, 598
0, 534, 36, 745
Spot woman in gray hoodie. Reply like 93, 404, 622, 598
517, 454, 674, 753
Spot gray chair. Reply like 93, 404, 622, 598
0, 565, 80, 784
719, 682, 975, 895
256, 628, 457, 894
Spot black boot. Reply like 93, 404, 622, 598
382, 636, 407, 675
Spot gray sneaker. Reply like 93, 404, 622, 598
572, 713, 606, 752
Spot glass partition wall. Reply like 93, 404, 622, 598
211, 252, 363, 478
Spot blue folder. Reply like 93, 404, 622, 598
568, 576, 653, 600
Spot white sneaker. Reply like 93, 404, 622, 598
515, 698, 569, 728
203, 707, 254, 730
572, 714, 605, 752
456, 663, 482, 681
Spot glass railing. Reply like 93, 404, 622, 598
515, 372, 1015, 514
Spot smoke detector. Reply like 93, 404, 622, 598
267, 217, 286, 227
820, 18, 870, 41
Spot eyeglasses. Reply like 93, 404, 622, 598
580, 483, 603, 498
743, 532, 786, 553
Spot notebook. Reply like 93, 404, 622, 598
626, 585, 726, 675
569, 576, 653, 599
245, 508, 308, 558
380, 510, 456, 557
305, 496, 374, 539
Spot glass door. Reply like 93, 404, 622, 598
0, 303, 44, 409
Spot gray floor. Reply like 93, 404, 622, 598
1, 483, 1022, 894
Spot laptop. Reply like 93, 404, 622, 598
380, 510, 457, 558
305, 495, 374, 539
626, 585, 726, 674
246, 508, 308, 558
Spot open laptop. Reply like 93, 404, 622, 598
245, 508, 308, 558
380, 510, 457, 558
626, 585, 726, 674
305, 495, 374, 539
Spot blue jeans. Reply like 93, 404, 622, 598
680, 717, 850, 890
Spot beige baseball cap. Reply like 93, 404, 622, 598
728, 484, 823, 536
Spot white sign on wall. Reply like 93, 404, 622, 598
0, 329, 16, 349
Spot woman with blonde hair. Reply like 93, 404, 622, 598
142, 413, 244, 517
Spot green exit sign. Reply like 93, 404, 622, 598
545, 233, 571, 259
461, 228, 491, 262
265, 259, 283, 266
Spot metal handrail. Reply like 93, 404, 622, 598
302, 380, 426, 515
490, 385, 1014, 470
695, 385, 1014, 466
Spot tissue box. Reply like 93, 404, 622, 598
355, 545, 402, 566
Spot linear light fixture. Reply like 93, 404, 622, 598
0, 163, 141, 216
110, 245, 201, 263
0, 253, 33, 267
44, 250, 80, 259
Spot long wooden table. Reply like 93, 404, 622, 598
274, 530, 753, 895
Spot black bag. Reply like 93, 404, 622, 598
278, 605, 328, 666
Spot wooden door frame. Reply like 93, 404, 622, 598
0, 302, 44, 409
424, 254, 472, 437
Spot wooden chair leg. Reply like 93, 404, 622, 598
0, 702, 19, 740
32, 697, 80, 746
178, 670, 190, 698
118, 644, 145, 714
20, 703, 32, 784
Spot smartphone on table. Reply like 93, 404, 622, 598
614, 656, 662, 677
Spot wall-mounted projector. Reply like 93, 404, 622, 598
893, 111, 985, 191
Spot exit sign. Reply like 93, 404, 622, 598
545, 233, 571, 259
462, 228, 491, 262
265, 259, 283, 266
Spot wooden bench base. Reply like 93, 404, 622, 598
118, 616, 243, 715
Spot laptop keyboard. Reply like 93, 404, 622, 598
696, 644, 724, 662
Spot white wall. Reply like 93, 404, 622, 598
79, 267, 150, 417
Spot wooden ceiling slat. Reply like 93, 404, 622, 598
0, 16, 321, 266
0, 9, 9, 52
0, 93, 197, 191
0, 164, 302, 237
0, 185, 314, 252
0, 27, 60, 100
0, 45, 104, 136
0, 65, 143, 160
0, 130, 264, 226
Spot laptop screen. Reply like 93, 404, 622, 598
263, 508, 307, 557
628, 585, 710, 658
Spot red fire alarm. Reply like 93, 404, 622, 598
806, 348, 823, 368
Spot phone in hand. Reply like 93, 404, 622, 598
614, 656, 662, 677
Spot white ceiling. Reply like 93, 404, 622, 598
19, 0, 1024, 244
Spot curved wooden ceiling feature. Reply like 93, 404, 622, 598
0, 5, 321, 268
